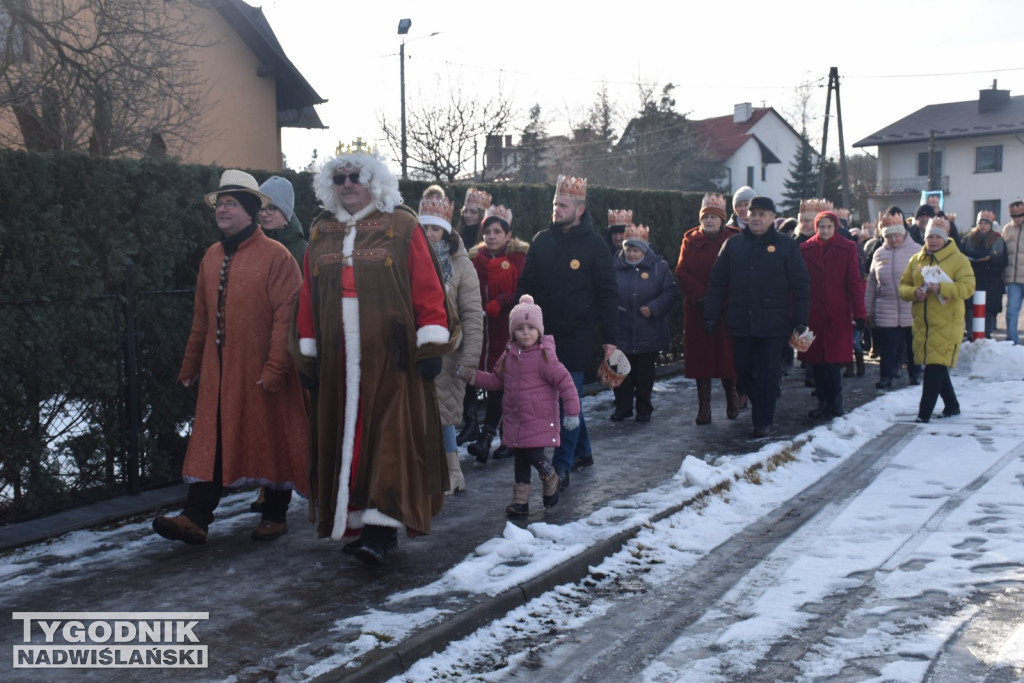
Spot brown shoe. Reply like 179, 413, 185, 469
153, 515, 207, 545
251, 520, 288, 541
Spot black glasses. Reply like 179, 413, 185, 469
1011, 213, 1024, 219
333, 172, 361, 185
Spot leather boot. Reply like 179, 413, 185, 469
540, 460, 560, 508
808, 399, 831, 419
855, 351, 865, 377
444, 451, 465, 495
456, 403, 479, 446
830, 394, 846, 417
492, 424, 514, 459
468, 426, 496, 463
843, 362, 855, 378
723, 378, 741, 420
506, 483, 530, 516
695, 378, 712, 425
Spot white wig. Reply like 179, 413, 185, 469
315, 151, 403, 217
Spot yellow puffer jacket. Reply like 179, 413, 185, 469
898, 239, 976, 367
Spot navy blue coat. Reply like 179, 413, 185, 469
704, 226, 810, 338
614, 249, 679, 354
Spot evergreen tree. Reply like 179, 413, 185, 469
780, 133, 818, 216
519, 104, 547, 184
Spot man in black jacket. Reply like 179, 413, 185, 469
517, 175, 618, 488
704, 196, 810, 437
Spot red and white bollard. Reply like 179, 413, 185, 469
972, 290, 986, 341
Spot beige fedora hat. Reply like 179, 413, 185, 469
204, 169, 272, 209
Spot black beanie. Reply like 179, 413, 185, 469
915, 204, 935, 219
220, 191, 262, 221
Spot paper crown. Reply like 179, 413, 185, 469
928, 216, 950, 230
978, 210, 997, 223
881, 212, 904, 227
800, 198, 833, 215
486, 204, 513, 225
418, 195, 454, 223
555, 174, 587, 200
608, 209, 633, 226
701, 193, 727, 212
464, 188, 492, 210
835, 208, 850, 220
623, 223, 650, 242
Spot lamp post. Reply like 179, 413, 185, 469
397, 18, 411, 180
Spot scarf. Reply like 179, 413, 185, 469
432, 238, 453, 285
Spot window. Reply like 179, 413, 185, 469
974, 200, 1001, 223
761, 165, 767, 182
976, 145, 1003, 173
917, 151, 943, 177
746, 166, 754, 187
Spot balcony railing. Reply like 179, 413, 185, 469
865, 176, 950, 197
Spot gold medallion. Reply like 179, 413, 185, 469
767, 245, 776, 253
501, 261, 510, 270
641, 272, 650, 279
570, 259, 581, 270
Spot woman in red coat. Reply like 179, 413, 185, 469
467, 205, 529, 461
674, 193, 741, 425
799, 211, 866, 419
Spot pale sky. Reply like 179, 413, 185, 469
260, 0, 1024, 174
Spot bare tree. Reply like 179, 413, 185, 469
379, 78, 515, 182
0, 0, 210, 156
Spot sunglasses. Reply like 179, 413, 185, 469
332, 172, 362, 186
1011, 213, 1024, 219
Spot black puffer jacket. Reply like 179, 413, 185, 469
516, 209, 618, 372
704, 226, 810, 338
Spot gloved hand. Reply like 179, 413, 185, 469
416, 357, 443, 381
854, 318, 866, 330
562, 415, 580, 431
485, 299, 501, 318
704, 320, 716, 336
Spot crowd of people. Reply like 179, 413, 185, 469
153, 156, 1006, 566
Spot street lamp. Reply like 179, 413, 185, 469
398, 18, 411, 180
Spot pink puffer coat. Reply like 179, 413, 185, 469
471, 334, 580, 449
865, 237, 917, 328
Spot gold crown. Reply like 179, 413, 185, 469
800, 198, 833, 215
555, 174, 587, 200
608, 209, 633, 226
418, 195, 454, 223
623, 223, 650, 241
881, 212, 904, 227
701, 193, 727, 211
979, 210, 997, 223
334, 137, 377, 155
464, 188, 492, 210
928, 216, 950, 230
835, 208, 850, 220
486, 204, 513, 225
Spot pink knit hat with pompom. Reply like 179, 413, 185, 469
508, 294, 544, 336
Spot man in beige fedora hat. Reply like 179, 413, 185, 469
153, 170, 308, 545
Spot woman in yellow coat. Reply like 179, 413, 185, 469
898, 216, 975, 423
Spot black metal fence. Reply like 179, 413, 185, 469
0, 263, 196, 523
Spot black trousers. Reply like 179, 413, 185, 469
918, 364, 959, 419
731, 335, 786, 428
811, 363, 843, 405
612, 351, 657, 418
513, 447, 551, 484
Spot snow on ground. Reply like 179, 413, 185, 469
386, 340, 1024, 682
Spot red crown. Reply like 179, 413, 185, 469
555, 174, 587, 200
486, 204, 513, 225
418, 195, 453, 223
701, 193, 727, 212
623, 223, 650, 241
464, 188, 492, 210
608, 209, 633, 226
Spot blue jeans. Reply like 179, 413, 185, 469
1006, 283, 1023, 344
553, 371, 591, 475
442, 424, 457, 453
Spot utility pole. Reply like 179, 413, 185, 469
817, 67, 850, 208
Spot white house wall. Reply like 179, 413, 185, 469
722, 112, 803, 205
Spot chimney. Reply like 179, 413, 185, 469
979, 79, 1010, 113
734, 102, 753, 123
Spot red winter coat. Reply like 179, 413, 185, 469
471, 335, 580, 449
470, 238, 529, 371
798, 233, 866, 364
675, 225, 739, 379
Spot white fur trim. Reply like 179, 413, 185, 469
299, 338, 317, 358
315, 153, 402, 215
417, 324, 450, 348
359, 509, 404, 529
330, 294, 362, 541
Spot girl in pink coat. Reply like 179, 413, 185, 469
460, 295, 580, 516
